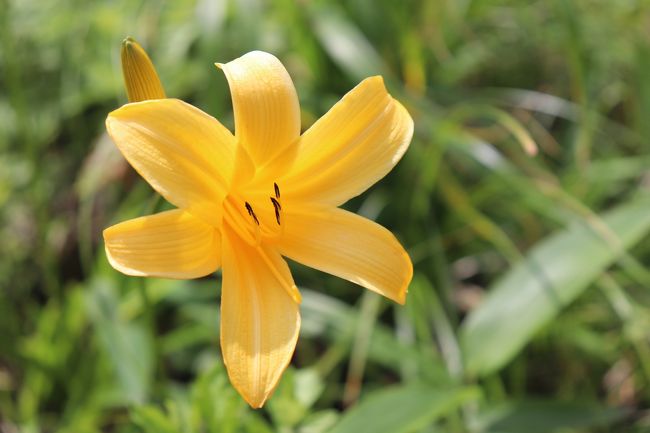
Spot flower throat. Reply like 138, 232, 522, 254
223, 182, 284, 246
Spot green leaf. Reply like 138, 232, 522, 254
308, 4, 386, 81
298, 410, 339, 433
460, 195, 650, 375
130, 406, 178, 433
329, 385, 479, 433
267, 368, 308, 428
300, 290, 450, 382
85, 278, 153, 403
477, 400, 626, 433
190, 362, 251, 433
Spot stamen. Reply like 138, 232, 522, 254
245, 202, 259, 225
270, 196, 282, 211
270, 197, 281, 225
274, 182, 281, 199
253, 218, 262, 246
223, 197, 257, 246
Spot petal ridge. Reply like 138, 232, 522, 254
217, 51, 301, 167
104, 209, 221, 279
278, 205, 412, 304
220, 227, 301, 407
106, 98, 237, 223
281, 77, 414, 206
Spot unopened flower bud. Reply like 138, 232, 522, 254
121, 37, 166, 102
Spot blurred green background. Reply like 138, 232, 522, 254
1, 0, 650, 431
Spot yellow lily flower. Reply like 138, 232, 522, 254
103, 51, 414, 407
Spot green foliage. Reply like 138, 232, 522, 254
1, 0, 649, 432
329, 385, 479, 433
474, 400, 627, 433
461, 195, 650, 376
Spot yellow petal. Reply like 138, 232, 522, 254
106, 99, 236, 224
281, 76, 413, 206
217, 51, 300, 167
121, 37, 166, 102
220, 227, 301, 408
278, 205, 412, 304
104, 209, 220, 278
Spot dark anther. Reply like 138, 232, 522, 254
274, 182, 281, 199
245, 202, 260, 225
270, 197, 281, 225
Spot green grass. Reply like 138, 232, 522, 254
1, 0, 650, 432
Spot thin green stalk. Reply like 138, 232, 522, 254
439, 165, 523, 266
342, 291, 383, 407
77, 196, 94, 277
598, 274, 650, 390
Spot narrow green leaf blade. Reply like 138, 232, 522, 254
309, 5, 386, 81
329, 385, 479, 433
477, 399, 626, 433
461, 195, 650, 375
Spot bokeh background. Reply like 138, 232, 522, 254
2, 0, 650, 431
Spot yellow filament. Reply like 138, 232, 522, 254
256, 245, 301, 303
223, 198, 256, 246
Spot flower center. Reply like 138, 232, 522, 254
222, 182, 284, 246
